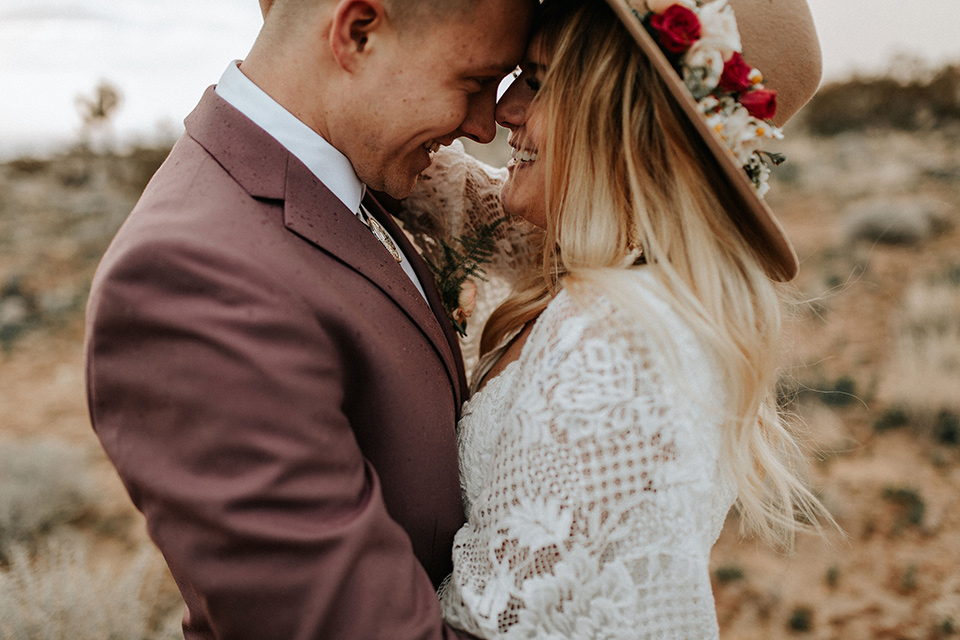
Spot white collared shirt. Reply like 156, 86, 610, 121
215, 61, 427, 301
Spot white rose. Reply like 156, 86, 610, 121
697, 0, 742, 59
645, 0, 697, 13
683, 40, 726, 96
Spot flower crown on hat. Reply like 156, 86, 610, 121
631, 0, 785, 196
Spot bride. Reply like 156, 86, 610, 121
401, 0, 834, 636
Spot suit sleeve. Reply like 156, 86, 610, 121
85, 238, 465, 640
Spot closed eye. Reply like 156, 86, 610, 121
468, 76, 503, 94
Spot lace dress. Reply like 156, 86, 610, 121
401, 144, 738, 640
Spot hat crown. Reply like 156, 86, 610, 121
729, 0, 822, 126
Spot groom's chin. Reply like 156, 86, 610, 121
376, 175, 418, 201
381, 164, 432, 201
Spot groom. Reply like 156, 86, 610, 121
84, 0, 533, 638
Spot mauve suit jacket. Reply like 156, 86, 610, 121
85, 88, 470, 639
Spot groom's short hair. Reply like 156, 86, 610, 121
386, 0, 480, 25
271, 0, 483, 28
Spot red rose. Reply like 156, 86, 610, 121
739, 88, 778, 120
650, 5, 701, 54
719, 52, 752, 93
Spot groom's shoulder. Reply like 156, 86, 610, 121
90, 133, 290, 298
142, 132, 253, 214
122, 129, 285, 246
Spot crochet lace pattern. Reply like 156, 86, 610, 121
402, 144, 737, 639
399, 142, 540, 374
441, 282, 736, 639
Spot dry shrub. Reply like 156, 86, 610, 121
881, 275, 960, 424
842, 197, 952, 246
5, 158, 51, 176
0, 538, 162, 640
0, 439, 97, 559
118, 145, 172, 193
803, 64, 960, 136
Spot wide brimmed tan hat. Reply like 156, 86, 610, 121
603, 0, 822, 281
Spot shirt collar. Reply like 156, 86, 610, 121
214, 60, 364, 213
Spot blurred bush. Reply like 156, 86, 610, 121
0, 439, 97, 560
880, 271, 960, 426
842, 197, 952, 246
819, 375, 858, 408
0, 538, 178, 640
803, 64, 960, 135
118, 145, 172, 193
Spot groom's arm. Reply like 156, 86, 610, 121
86, 235, 468, 640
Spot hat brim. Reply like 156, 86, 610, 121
603, 0, 799, 282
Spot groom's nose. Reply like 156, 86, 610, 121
457, 88, 498, 144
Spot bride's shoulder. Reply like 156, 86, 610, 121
529, 270, 718, 381
540, 269, 690, 342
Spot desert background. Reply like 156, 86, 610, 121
3, 6, 960, 639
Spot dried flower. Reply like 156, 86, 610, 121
452, 280, 477, 328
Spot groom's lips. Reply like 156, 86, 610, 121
415, 139, 445, 174
414, 144, 436, 174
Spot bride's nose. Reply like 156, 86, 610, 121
495, 80, 528, 131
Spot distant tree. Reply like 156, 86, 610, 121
75, 80, 123, 151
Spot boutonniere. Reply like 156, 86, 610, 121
423, 216, 508, 337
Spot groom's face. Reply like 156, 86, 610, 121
349, 0, 535, 197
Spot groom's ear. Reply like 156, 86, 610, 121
330, 0, 387, 72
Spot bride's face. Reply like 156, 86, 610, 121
496, 35, 549, 229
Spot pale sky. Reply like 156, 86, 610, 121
806, 0, 960, 79
1, 0, 959, 157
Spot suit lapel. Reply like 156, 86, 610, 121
185, 87, 465, 411
364, 195, 469, 407
283, 161, 464, 409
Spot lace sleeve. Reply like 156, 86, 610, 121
400, 141, 543, 374
399, 141, 541, 283
440, 283, 736, 640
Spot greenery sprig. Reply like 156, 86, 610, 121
423, 216, 509, 337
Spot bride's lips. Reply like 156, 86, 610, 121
507, 144, 538, 170
415, 139, 443, 174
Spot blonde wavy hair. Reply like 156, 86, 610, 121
480, 0, 832, 549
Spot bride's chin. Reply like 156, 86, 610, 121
499, 181, 520, 216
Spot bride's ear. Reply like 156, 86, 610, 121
330, 0, 387, 72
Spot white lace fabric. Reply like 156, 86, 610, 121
399, 142, 541, 375
403, 144, 737, 639
440, 281, 736, 640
